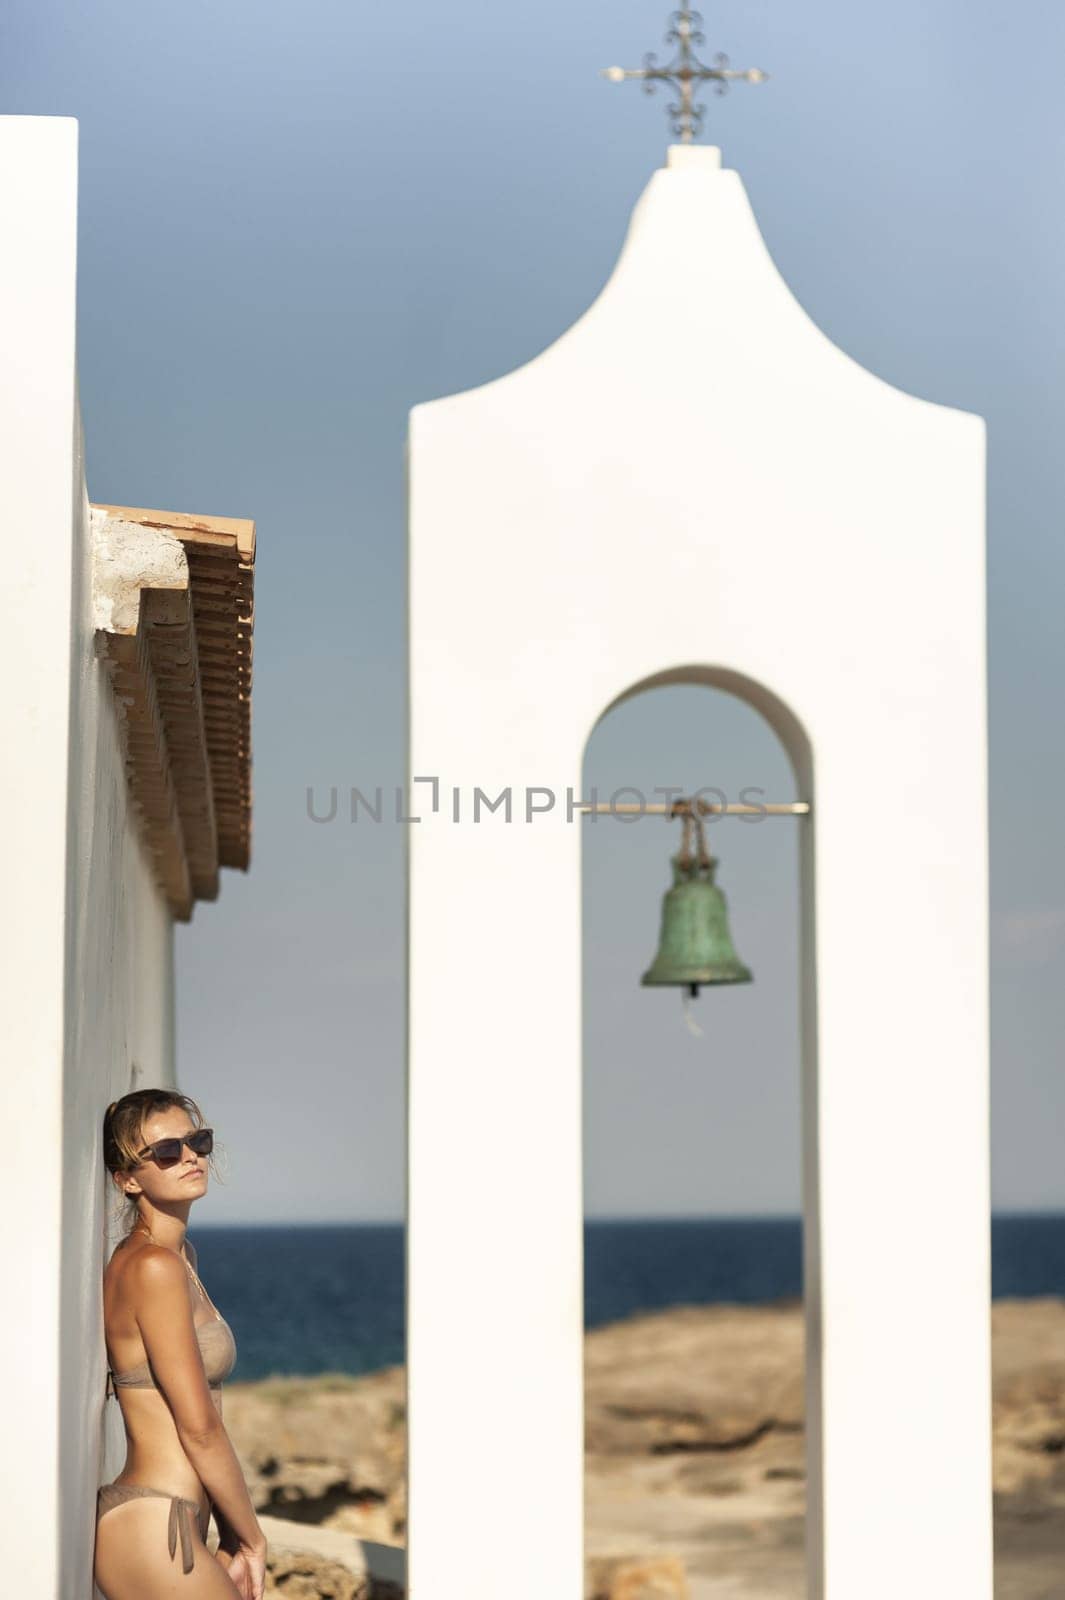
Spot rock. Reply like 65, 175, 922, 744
265, 1546, 361, 1599
222, 1369, 407, 1541
584, 1300, 804, 1458
254, 1514, 404, 1600
217, 1297, 1065, 1598
588, 1554, 690, 1599
991, 1300, 1065, 1501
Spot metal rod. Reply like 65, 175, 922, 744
575, 801, 809, 816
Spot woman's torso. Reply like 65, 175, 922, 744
103, 1236, 233, 1510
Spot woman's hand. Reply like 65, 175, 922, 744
234, 1538, 267, 1600
213, 1514, 266, 1600
217, 1547, 253, 1600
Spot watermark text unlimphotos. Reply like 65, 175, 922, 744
305, 780, 770, 824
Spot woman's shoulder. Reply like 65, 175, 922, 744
124, 1242, 188, 1295
104, 1235, 139, 1283
104, 1240, 181, 1328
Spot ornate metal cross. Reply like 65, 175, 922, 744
601, 5, 768, 144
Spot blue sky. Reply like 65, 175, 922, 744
6, 0, 1065, 1220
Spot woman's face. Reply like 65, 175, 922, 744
118, 1106, 209, 1209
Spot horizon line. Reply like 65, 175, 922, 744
190, 1206, 1065, 1228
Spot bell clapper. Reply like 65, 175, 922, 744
682, 988, 705, 1038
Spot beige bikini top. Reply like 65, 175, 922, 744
105, 1242, 237, 1398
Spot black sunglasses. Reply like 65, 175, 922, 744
135, 1128, 214, 1168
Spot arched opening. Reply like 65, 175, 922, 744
580, 666, 815, 1598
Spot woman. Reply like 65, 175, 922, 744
95, 1090, 268, 1600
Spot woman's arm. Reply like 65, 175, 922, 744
183, 1242, 234, 1552
131, 1249, 265, 1554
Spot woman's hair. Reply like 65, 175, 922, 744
103, 1089, 222, 1237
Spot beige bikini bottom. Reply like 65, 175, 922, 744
96, 1481, 211, 1575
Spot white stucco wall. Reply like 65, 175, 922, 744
0, 117, 175, 1597
407, 146, 990, 1598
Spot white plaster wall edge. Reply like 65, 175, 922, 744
90, 506, 190, 636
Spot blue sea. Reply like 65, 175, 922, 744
192, 1214, 1065, 1382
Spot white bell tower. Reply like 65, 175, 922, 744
405, 136, 990, 1599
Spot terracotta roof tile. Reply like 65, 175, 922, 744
92, 504, 256, 919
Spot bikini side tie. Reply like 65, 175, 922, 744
167, 1494, 197, 1574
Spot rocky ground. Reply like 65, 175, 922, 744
217, 1298, 1065, 1598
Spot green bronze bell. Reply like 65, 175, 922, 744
641, 812, 752, 998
